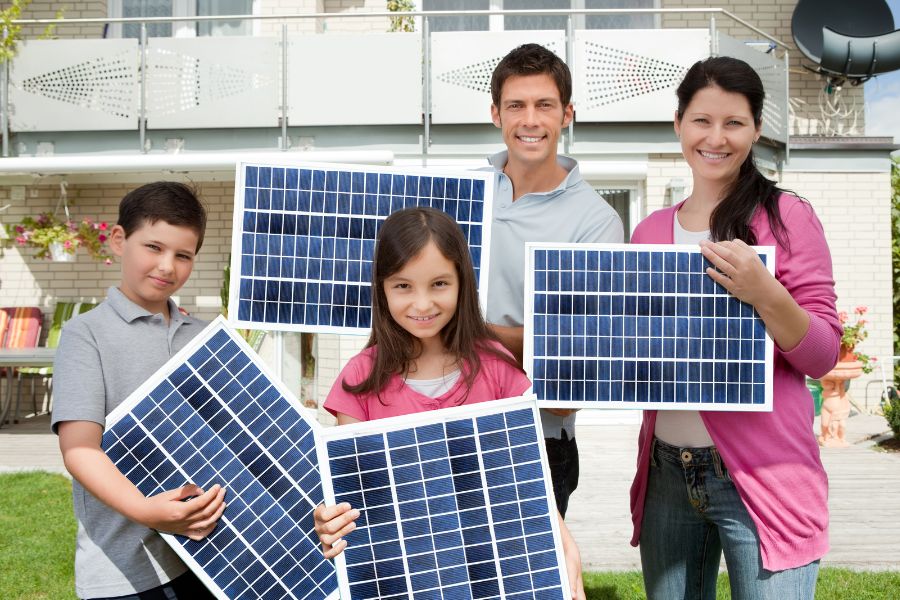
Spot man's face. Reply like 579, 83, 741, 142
491, 73, 573, 170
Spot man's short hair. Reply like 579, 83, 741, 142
490, 43, 572, 107
117, 181, 207, 252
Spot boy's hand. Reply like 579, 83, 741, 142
140, 483, 227, 541
314, 502, 360, 558
558, 512, 585, 600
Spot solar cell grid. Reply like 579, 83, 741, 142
524, 243, 774, 411
229, 162, 494, 334
318, 397, 569, 600
103, 317, 338, 600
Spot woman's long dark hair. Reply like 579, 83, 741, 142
676, 56, 789, 248
343, 207, 520, 400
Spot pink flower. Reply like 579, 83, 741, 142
14, 225, 24, 234
104, 258, 112, 266
15, 236, 26, 245
838, 311, 848, 323
855, 306, 868, 315
99, 222, 108, 231
98, 234, 107, 242
63, 240, 72, 249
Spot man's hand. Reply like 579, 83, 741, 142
139, 484, 227, 541
314, 502, 360, 559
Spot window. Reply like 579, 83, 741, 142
422, 0, 490, 32
110, 0, 254, 38
422, 0, 659, 31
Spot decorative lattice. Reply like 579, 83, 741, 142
582, 41, 687, 110
20, 51, 136, 119
436, 41, 564, 94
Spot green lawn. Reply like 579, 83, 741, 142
2, 472, 898, 599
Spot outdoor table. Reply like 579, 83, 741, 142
0, 347, 56, 428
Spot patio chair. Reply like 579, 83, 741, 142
19, 301, 97, 416
0, 307, 43, 424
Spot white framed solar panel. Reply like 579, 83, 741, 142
228, 161, 494, 335
524, 243, 775, 411
316, 396, 570, 600
103, 317, 337, 600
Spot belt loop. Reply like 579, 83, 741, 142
649, 437, 658, 468
711, 447, 725, 480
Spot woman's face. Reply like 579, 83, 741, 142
674, 85, 761, 193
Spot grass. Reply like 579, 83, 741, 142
2, 472, 898, 599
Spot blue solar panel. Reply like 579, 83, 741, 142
318, 397, 569, 600
228, 162, 494, 335
102, 317, 338, 600
524, 243, 775, 411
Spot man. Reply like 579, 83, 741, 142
485, 43, 625, 518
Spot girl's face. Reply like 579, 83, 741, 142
674, 85, 761, 193
383, 240, 459, 351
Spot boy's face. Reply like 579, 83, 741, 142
109, 220, 199, 316
491, 73, 573, 171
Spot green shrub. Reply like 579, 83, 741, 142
883, 386, 900, 438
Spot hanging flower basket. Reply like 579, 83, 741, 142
4, 213, 113, 264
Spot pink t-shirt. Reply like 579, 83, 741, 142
324, 341, 531, 421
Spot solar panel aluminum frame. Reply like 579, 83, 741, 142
316, 395, 571, 600
228, 159, 495, 335
523, 242, 776, 412
103, 316, 338, 600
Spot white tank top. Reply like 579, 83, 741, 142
404, 370, 461, 398
653, 210, 715, 447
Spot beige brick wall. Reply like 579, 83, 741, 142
662, 0, 865, 136
15, 1, 106, 39
322, 0, 393, 33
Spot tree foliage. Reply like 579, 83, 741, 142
893, 157, 900, 383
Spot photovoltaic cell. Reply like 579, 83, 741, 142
524, 243, 775, 411
103, 317, 337, 600
228, 162, 494, 334
317, 397, 569, 600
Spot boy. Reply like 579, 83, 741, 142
485, 44, 625, 518
52, 181, 226, 599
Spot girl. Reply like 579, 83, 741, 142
314, 206, 585, 599
629, 57, 841, 599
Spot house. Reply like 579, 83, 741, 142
0, 0, 893, 417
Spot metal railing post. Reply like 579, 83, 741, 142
281, 23, 288, 151
1, 26, 9, 158
139, 22, 148, 153
709, 15, 718, 56
422, 16, 431, 167
784, 49, 791, 165
566, 15, 574, 155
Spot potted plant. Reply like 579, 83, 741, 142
839, 305, 876, 374
5, 212, 113, 264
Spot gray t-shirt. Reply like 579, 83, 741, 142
52, 286, 207, 599
484, 151, 625, 438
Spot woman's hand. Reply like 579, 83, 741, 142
699, 238, 776, 306
558, 512, 586, 600
314, 502, 360, 559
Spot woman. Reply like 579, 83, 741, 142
629, 56, 842, 599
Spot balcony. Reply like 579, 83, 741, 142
0, 8, 789, 170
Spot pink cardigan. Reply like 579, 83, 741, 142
629, 194, 842, 571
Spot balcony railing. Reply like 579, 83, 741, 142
2, 9, 789, 158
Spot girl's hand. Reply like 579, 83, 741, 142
140, 483, 227, 541
699, 239, 776, 307
558, 512, 586, 600
314, 502, 360, 559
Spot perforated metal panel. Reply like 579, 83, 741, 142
9, 39, 140, 132
716, 34, 789, 144
146, 37, 279, 129
572, 29, 710, 122
431, 31, 566, 124
287, 34, 423, 126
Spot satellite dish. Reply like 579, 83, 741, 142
792, 0, 899, 84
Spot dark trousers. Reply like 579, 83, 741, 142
86, 571, 215, 600
545, 431, 579, 518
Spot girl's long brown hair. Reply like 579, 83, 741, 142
343, 207, 521, 401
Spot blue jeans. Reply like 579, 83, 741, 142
640, 438, 819, 600
86, 571, 215, 600
545, 431, 579, 517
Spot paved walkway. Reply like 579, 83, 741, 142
2, 411, 898, 571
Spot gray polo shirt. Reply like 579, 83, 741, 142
485, 151, 625, 439
52, 286, 206, 599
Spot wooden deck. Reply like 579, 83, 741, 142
2, 412, 898, 571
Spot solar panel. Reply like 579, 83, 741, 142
524, 243, 775, 411
317, 396, 569, 600
228, 161, 495, 335
102, 316, 338, 600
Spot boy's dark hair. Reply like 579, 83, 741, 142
491, 43, 572, 107
344, 207, 520, 400
117, 181, 207, 251
676, 56, 790, 249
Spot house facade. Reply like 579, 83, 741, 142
1, 0, 894, 416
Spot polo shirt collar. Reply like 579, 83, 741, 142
486, 150, 580, 198
106, 285, 187, 327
